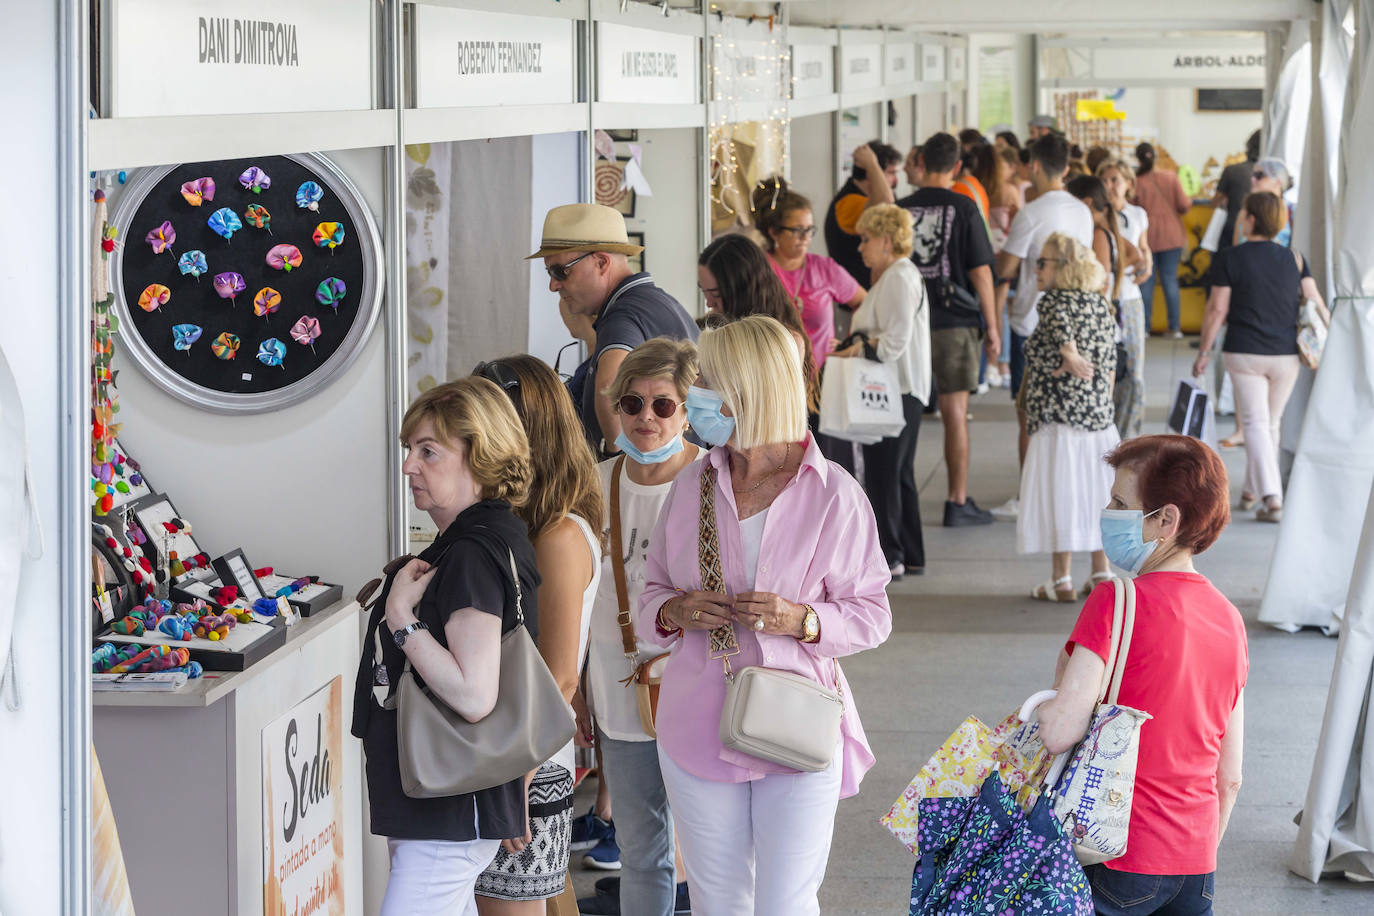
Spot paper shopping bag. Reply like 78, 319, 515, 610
819, 357, 906, 443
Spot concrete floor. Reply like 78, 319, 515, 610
572, 338, 1372, 914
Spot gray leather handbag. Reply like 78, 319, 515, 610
387, 549, 575, 799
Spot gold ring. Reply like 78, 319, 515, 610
692, 609, 701, 622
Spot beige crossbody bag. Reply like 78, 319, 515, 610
698, 465, 843, 772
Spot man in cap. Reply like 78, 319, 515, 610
1027, 115, 1058, 141
529, 203, 698, 456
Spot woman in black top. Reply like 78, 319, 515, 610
351, 376, 540, 914
1016, 233, 1119, 602
1195, 192, 1329, 523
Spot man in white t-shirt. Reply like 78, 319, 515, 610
991, 134, 1094, 517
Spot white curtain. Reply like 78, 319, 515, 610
1265, 20, 1312, 192
1289, 0, 1374, 879
1259, 0, 1369, 633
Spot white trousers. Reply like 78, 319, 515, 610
657, 744, 842, 916
380, 837, 502, 916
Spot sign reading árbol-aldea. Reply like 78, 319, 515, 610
262, 677, 345, 916
111, 0, 372, 117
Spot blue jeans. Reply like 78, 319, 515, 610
598, 730, 676, 916
1086, 865, 1214, 915
1140, 247, 1184, 333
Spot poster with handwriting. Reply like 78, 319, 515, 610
262, 677, 345, 916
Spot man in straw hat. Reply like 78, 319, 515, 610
529, 203, 697, 456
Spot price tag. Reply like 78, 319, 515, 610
96, 591, 115, 624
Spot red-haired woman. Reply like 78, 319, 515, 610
1037, 434, 1248, 916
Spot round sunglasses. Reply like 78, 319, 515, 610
616, 394, 683, 419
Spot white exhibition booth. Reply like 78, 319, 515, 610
7, 0, 1374, 913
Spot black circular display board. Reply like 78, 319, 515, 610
110, 153, 382, 413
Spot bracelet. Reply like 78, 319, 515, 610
656, 598, 682, 636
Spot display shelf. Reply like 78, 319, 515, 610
93, 599, 360, 708
89, 110, 397, 171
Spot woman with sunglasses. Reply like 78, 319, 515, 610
753, 178, 866, 385
1017, 233, 1119, 602
1233, 158, 1294, 247
577, 337, 701, 916
351, 377, 540, 914
638, 316, 891, 915
469, 356, 603, 915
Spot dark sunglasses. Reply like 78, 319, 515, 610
472, 360, 521, 393
1252, 170, 1268, 181
545, 252, 592, 282
617, 394, 682, 419
356, 553, 417, 609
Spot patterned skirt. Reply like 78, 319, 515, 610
474, 761, 574, 901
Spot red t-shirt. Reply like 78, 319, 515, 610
1066, 572, 1248, 875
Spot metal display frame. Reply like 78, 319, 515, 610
106, 152, 385, 414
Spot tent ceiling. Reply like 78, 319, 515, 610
713, 0, 1313, 31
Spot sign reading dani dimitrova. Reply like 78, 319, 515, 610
111, 0, 371, 117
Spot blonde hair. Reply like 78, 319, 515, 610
401, 378, 531, 505
698, 315, 808, 450
1044, 232, 1106, 293
1096, 158, 1136, 186
855, 204, 915, 258
481, 355, 602, 541
602, 337, 700, 404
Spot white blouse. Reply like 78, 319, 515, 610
848, 257, 931, 404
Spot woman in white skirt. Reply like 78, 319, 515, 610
1017, 233, 1120, 601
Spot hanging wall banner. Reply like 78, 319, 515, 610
111, 0, 372, 117
263, 677, 345, 916
885, 43, 917, 87
597, 23, 698, 105
412, 7, 576, 108
840, 44, 883, 92
791, 44, 835, 99
922, 44, 947, 83
1090, 46, 1265, 83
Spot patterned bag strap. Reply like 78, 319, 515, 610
698, 465, 739, 678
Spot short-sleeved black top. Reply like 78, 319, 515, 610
1213, 241, 1309, 356
582, 272, 698, 450
824, 177, 871, 289
352, 500, 541, 842
1214, 160, 1254, 253
896, 187, 995, 331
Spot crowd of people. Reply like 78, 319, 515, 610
344, 111, 1326, 911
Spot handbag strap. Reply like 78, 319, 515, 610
698, 465, 740, 676
609, 457, 638, 660
1095, 577, 1137, 706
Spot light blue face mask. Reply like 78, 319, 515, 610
614, 430, 683, 465
1100, 507, 1162, 574
685, 386, 736, 447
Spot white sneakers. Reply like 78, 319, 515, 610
991, 497, 1019, 521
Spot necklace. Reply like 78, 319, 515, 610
732, 443, 791, 493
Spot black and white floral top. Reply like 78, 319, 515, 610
1021, 288, 1117, 436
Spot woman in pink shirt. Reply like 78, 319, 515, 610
636, 316, 892, 916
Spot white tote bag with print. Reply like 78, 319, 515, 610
819, 357, 906, 444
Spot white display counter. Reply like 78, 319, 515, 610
93, 600, 365, 916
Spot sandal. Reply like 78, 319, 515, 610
1220, 433, 1245, 449
1031, 576, 1076, 602
1237, 492, 1257, 511
1080, 572, 1113, 597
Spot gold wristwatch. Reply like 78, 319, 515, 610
800, 604, 820, 643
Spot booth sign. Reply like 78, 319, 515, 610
597, 23, 699, 105
713, 38, 781, 103
791, 44, 835, 99
885, 43, 917, 87
949, 46, 967, 82
840, 44, 883, 92
262, 677, 345, 916
412, 7, 577, 108
1090, 46, 1265, 83
921, 44, 947, 83
111, 0, 372, 117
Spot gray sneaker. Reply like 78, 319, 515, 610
944, 498, 994, 527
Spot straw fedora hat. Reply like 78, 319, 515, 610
526, 203, 645, 259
